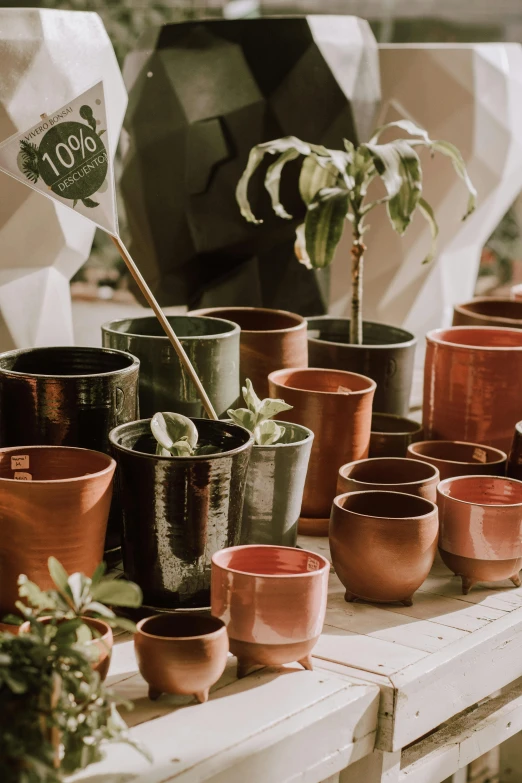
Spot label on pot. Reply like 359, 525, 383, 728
337, 386, 353, 395
306, 556, 321, 571
11, 455, 29, 470
14, 472, 32, 481
472, 448, 487, 464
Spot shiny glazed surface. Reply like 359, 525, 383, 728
407, 440, 507, 480
438, 549, 522, 593
337, 457, 439, 503
369, 412, 423, 458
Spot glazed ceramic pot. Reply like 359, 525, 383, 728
407, 440, 507, 481
189, 307, 308, 398
453, 298, 522, 329
102, 315, 239, 418
241, 422, 314, 547
423, 326, 522, 452
508, 421, 522, 481
211, 545, 329, 678
110, 419, 253, 609
337, 457, 439, 503
134, 613, 228, 702
268, 367, 376, 536
369, 413, 423, 458
330, 491, 439, 605
0, 446, 115, 615
307, 317, 416, 416
437, 475, 522, 594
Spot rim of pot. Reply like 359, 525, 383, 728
212, 544, 330, 578
437, 474, 522, 507
454, 298, 522, 325
339, 457, 439, 486
136, 613, 225, 640
20, 616, 112, 640
0, 346, 139, 378
268, 367, 377, 396
371, 413, 423, 435
333, 490, 438, 519
306, 316, 417, 349
190, 307, 306, 334
102, 315, 240, 341
0, 445, 115, 483
408, 440, 507, 466
515, 421, 522, 436
426, 325, 522, 350
109, 418, 254, 460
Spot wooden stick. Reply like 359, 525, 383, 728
111, 235, 218, 421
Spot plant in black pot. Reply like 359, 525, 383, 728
236, 123, 476, 415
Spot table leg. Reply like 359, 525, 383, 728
340, 750, 401, 782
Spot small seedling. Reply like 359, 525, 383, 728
227, 379, 293, 446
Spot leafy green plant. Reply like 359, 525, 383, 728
227, 379, 292, 446
151, 411, 219, 456
236, 121, 477, 344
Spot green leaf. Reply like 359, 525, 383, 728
82, 601, 116, 618
91, 579, 143, 608
299, 155, 340, 206
257, 397, 293, 421
242, 378, 262, 415
195, 443, 220, 455
264, 149, 301, 218
418, 197, 439, 264
303, 188, 349, 269
362, 140, 408, 201
385, 141, 423, 234
48, 557, 71, 596
294, 223, 312, 269
82, 197, 99, 208
68, 571, 89, 610
75, 622, 94, 645
254, 420, 286, 446
91, 562, 106, 586
430, 139, 477, 218
104, 616, 137, 633
369, 119, 431, 145
151, 412, 198, 454
17, 574, 55, 610
227, 408, 257, 432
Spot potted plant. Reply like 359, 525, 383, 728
236, 122, 476, 415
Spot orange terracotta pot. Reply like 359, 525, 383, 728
330, 491, 439, 605
0, 446, 115, 615
189, 307, 308, 398
134, 614, 228, 703
423, 326, 522, 453
337, 457, 439, 503
268, 368, 376, 536
407, 440, 507, 481
437, 475, 522, 594
211, 545, 329, 678
453, 298, 522, 329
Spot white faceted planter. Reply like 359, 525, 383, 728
0, 9, 126, 349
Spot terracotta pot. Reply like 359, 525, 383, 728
307, 317, 417, 416
134, 613, 228, 702
337, 457, 439, 503
507, 421, 522, 481
110, 419, 253, 610
268, 368, 376, 536
0, 446, 115, 615
369, 413, 423, 458
423, 326, 522, 452
189, 307, 308, 399
330, 491, 439, 605
453, 298, 522, 329
211, 544, 329, 678
437, 475, 522, 594
407, 440, 507, 481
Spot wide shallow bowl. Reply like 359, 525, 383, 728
211, 545, 329, 678
337, 457, 439, 503
453, 298, 522, 329
437, 475, 522, 594
330, 491, 439, 605
369, 413, 423, 458
134, 613, 228, 703
407, 440, 507, 481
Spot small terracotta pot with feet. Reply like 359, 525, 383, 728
437, 475, 522, 594
407, 440, 507, 481
211, 545, 329, 678
134, 614, 228, 703
330, 491, 439, 606
369, 413, 423, 458
337, 457, 440, 504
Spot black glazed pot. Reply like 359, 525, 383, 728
110, 418, 253, 609
307, 317, 417, 416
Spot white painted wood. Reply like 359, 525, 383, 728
340, 750, 401, 783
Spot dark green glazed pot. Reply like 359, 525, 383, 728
102, 315, 240, 418
370, 413, 423, 458
110, 418, 253, 609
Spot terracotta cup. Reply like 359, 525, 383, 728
134, 613, 228, 703
437, 475, 522, 594
190, 307, 308, 398
337, 457, 439, 503
369, 413, 423, 458
268, 367, 376, 536
423, 326, 522, 453
407, 440, 507, 481
211, 544, 329, 678
330, 491, 439, 605
0, 446, 115, 615
453, 298, 522, 329
507, 421, 522, 481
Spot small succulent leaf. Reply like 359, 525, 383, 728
429, 140, 477, 218
195, 443, 220, 455
418, 197, 439, 264
343, 138, 355, 155
303, 188, 349, 269
91, 562, 106, 586
265, 149, 300, 218
254, 420, 286, 446
299, 155, 340, 206
91, 579, 143, 608
369, 119, 432, 145
227, 407, 257, 432
385, 141, 423, 235
171, 437, 195, 457
257, 397, 293, 421
242, 378, 262, 415
151, 412, 198, 452
54, 617, 85, 642
17, 574, 53, 610
75, 622, 94, 645
48, 557, 72, 597
294, 223, 312, 269
2, 613, 22, 626
82, 601, 116, 618
104, 615, 137, 633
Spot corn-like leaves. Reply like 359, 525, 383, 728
369, 119, 431, 145
265, 149, 301, 219
299, 155, 340, 206
429, 139, 477, 218
303, 188, 349, 269
418, 197, 439, 263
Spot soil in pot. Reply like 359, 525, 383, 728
453, 298, 522, 329
337, 457, 439, 503
370, 413, 423, 458
407, 440, 507, 481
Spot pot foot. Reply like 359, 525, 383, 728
237, 659, 259, 679
298, 654, 313, 671
401, 597, 413, 607
461, 576, 475, 595
510, 573, 521, 588
148, 688, 162, 701
195, 689, 209, 704
344, 590, 357, 603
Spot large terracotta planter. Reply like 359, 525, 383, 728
190, 307, 308, 398
453, 298, 522, 329
337, 457, 439, 503
330, 491, 439, 605
407, 440, 507, 481
211, 545, 329, 678
0, 446, 115, 615
102, 315, 239, 418
135, 614, 228, 703
437, 475, 522, 594
369, 413, 423, 458
268, 367, 376, 536
307, 317, 416, 416
423, 327, 522, 452
110, 419, 253, 609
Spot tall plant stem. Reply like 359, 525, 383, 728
350, 227, 365, 345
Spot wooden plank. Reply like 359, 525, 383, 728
384, 592, 507, 634
340, 750, 401, 783
419, 575, 522, 613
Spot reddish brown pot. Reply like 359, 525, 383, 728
211, 545, 329, 678
423, 326, 522, 452
507, 421, 522, 481
268, 368, 376, 536
453, 298, 522, 329
437, 475, 522, 594
330, 491, 439, 605
337, 457, 439, 503
407, 440, 507, 481
369, 413, 423, 458
134, 613, 228, 702
0, 446, 115, 615
190, 307, 308, 398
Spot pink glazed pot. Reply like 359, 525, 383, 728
437, 475, 522, 594
423, 327, 522, 453
211, 545, 329, 678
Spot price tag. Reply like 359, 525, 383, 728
11, 455, 29, 470
306, 557, 321, 572
472, 447, 487, 464
14, 472, 32, 481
